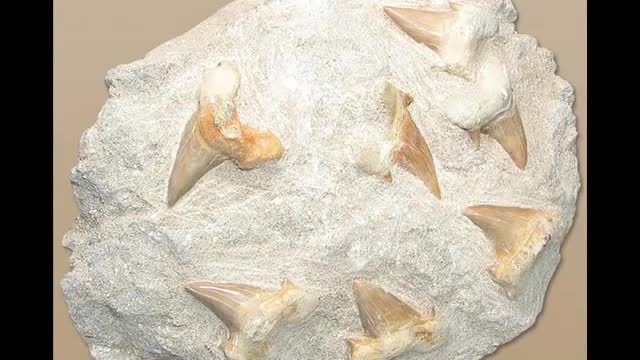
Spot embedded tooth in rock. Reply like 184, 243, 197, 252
357, 82, 441, 199
347, 279, 442, 360
167, 61, 284, 206
444, 55, 528, 169
482, 107, 528, 169
463, 205, 558, 298
384, 2, 499, 78
185, 278, 318, 359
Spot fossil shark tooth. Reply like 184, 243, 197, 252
357, 82, 441, 199
481, 107, 528, 169
348, 279, 442, 360
464, 205, 558, 299
185, 278, 318, 360
167, 61, 284, 206
445, 55, 528, 169
384, 2, 499, 78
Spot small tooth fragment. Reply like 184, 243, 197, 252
185, 278, 318, 360
167, 61, 284, 206
384, 2, 498, 78
357, 82, 441, 199
463, 205, 558, 299
348, 279, 443, 360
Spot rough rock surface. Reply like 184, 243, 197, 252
61, 0, 580, 359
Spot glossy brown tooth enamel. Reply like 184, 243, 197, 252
386, 83, 441, 199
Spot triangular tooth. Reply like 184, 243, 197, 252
393, 134, 442, 199
385, 83, 442, 199
358, 83, 442, 198
350, 279, 441, 359
167, 113, 229, 207
384, 6, 459, 53
464, 205, 557, 296
185, 281, 266, 332
352, 279, 423, 337
167, 62, 284, 206
186, 279, 317, 358
482, 106, 528, 169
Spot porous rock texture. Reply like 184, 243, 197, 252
61, 0, 580, 359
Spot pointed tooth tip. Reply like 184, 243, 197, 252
463, 206, 485, 225
184, 280, 217, 295
184, 281, 202, 291
167, 191, 179, 207
432, 185, 442, 199
383, 6, 402, 17
515, 154, 528, 170
463, 206, 476, 217
485, 107, 528, 170
383, 6, 418, 27
464, 204, 487, 215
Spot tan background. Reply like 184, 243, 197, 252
53, 0, 587, 358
